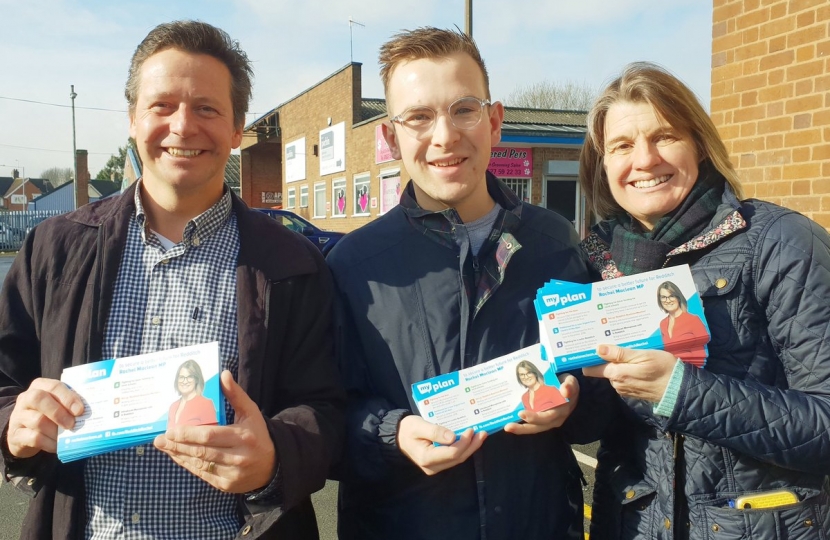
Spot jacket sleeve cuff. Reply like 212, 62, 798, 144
377, 408, 411, 461
653, 359, 685, 416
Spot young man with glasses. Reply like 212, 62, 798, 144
328, 27, 608, 540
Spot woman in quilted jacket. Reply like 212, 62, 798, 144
579, 61, 830, 540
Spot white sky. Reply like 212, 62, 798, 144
0, 0, 712, 178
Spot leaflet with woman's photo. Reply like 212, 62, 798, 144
535, 264, 710, 373
411, 344, 567, 438
57, 342, 225, 463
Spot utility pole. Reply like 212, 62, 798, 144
465, 0, 473, 37
349, 16, 365, 62
70, 85, 78, 210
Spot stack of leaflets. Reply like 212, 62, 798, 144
57, 342, 226, 463
534, 264, 710, 373
411, 344, 568, 438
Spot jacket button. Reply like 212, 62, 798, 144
804, 519, 814, 527
712, 524, 720, 532
625, 490, 636, 499
242, 525, 252, 536
664, 517, 671, 529
26, 478, 35, 486
715, 278, 727, 289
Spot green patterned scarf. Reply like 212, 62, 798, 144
606, 163, 725, 275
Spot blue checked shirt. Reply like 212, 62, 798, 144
85, 183, 242, 540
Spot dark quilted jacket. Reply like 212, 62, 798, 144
582, 187, 830, 540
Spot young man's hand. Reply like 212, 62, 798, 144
6, 378, 85, 458
397, 415, 486, 476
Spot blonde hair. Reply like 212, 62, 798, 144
580, 62, 744, 220
378, 27, 490, 101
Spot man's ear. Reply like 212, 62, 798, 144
489, 101, 505, 148
382, 121, 402, 160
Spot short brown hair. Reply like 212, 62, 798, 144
125, 20, 253, 128
580, 62, 744, 220
378, 27, 490, 102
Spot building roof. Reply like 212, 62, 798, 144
0, 178, 15, 197
2, 178, 52, 198
89, 180, 121, 198
225, 154, 240, 187
357, 99, 587, 140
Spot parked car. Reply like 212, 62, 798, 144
256, 209, 345, 256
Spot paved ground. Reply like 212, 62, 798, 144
0, 253, 598, 539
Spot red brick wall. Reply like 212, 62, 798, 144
712, 0, 830, 228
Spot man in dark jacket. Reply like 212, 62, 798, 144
328, 27, 607, 540
0, 21, 344, 540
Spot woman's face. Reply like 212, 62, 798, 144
659, 287, 681, 313
177, 367, 196, 396
603, 101, 699, 230
518, 367, 537, 388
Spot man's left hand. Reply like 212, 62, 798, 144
504, 374, 579, 435
153, 370, 276, 493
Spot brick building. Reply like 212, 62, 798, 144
242, 63, 591, 236
711, 0, 830, 228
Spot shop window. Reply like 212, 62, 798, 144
332, 178, 347, 218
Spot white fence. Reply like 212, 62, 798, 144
0, 210, 63, 252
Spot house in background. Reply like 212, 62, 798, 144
0, 169, 52, 211
29, 179, 119, 211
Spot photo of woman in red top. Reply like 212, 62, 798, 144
657, 281, 709, 367
515, 360, 567, 412
167, 359, 218, 429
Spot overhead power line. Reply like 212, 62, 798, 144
0, 95, 126, 113
0, 142, 112, 155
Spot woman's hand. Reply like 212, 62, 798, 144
582, 344, 678, 403
397, 416, 486, 476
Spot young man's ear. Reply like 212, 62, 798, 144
381, 121, 402, 160
489, 101, 505, 147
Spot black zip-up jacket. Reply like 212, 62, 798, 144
328, 174, 614, 540
0, 184, 345, 539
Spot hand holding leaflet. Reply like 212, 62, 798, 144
583, 344, 678, 403
397, 416, 487, 476
535, 265, 710, 372
411, 345, 568, 439
154, 371, 277, 493
7, 378, 85, 459
56, 342, 224, 462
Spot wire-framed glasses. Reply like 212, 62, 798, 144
390, 96, 491, 139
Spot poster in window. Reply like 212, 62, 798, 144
320, 122, 346, 176
488, 147, 533, 178
380, 176, 401, 215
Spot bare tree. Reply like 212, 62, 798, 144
504, 80, 597, 111
40, 167, 73, 187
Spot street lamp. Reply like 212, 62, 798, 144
70, 85, 78, 210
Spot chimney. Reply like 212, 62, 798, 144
75, 149, 90, 207
12, 169, 19, 179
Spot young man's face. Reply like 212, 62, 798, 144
382, 52, 503, 222
129, 48, 242, 203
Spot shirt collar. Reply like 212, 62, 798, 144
133, 179, 232, 246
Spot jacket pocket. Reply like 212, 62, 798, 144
697, 488, 828, 540
693, 265, 744, 352
618, 479, 658, 540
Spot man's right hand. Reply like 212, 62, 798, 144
6, 378, 84, 458
397, 415, 486, 476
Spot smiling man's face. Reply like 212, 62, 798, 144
130, 47, 242, 202
382, 52, 504, 223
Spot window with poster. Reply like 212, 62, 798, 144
379, 168, 401, 215
353, 173, 371, 216
332, 178, 347, 218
